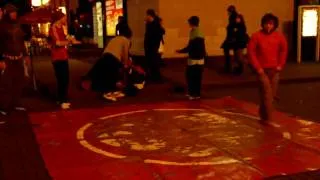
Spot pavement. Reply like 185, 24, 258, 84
28, 98, 320, 179
161, 59, 320, 88
1, 55, 320, 179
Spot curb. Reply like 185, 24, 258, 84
167, 76, 320, 89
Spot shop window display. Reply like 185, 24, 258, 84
106, 0, 124, 36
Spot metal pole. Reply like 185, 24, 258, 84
30, 46, 38, 91
297, 6, 302, 64
316, 7, 320, 62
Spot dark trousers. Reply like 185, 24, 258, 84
186, 65, 204, 97
145, 50, 162, 82
88, 53, 122, 93
258, 69, 280, 121
223, 48, 244, 73
0, 59, 26, 111
53, 60, 69, 103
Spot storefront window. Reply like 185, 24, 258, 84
31, 0, 50, 7
105, 0, 124, 36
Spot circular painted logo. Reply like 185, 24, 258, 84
77, 109, 283, 166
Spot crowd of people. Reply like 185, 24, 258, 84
0, 3, 288, 124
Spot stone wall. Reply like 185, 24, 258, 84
127, 0, 159, 55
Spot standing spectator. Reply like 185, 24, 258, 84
221, 5, 239, 73
49, 11, 80, 110
247, 13, 288, 124
0, 7, 3, 21
231, 14, 249, 75
177, 16, 206, 100
0, 4, 31, 116
158, 17, 166, 66
115, 16, 127, 36
144, 9, 165, 83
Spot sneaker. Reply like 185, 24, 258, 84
61, 103, 71, 110
112, 91, 125, 98
103, 93, 117, 102
14, 107, 27, 111
189, 96, 201, 100
0, 110, 8, 116
134, 82, 145, 90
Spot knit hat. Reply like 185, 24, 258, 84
52, 10, 65, 23
4, 3, 18, 13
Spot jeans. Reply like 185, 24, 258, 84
186, 65, 204, 97
0, 59, 26, 111
53, 60, 69, 103
223, 48, 245, 73
145, 50, 162, 82
258, 69, 280, 121
88, 53, 123, 93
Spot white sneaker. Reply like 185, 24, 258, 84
103, 93, 117, 102
112, 91, 125, 98
15, 107, 27, 111
134, 82, 145, 90
189, 96, 200, 100
61, 103, 71, 110
0, 110, 8, 116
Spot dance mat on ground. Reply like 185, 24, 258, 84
29, 97, 320, 180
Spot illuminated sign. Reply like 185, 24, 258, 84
58, 6, 66, 14
96, 2, 103, 36
302, 9, 319, 37
106, 0, 124, 36
32, 0, 49, 7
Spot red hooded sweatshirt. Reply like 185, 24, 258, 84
248, 30, 288, 71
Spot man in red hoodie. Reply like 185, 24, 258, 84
247, 13, 288, 124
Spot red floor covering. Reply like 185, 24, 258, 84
29, 97, 320, 180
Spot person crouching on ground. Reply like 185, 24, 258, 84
176, 16, 206, 100
49, 11, 81, 110
121, 57, 146, 96
247, 13, 288, 124
84, 27, 132, 102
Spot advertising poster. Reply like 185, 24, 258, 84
302, 8, 319, 37
106, 0, 123, 36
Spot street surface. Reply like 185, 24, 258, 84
1, 56, 320, 179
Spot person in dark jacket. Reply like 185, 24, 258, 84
0, 4, 31, 116
221, 5, 242, 73
0, 7, 3, 21
231, 14, 249, 75
144, 9, 165, 83
177, 16, 206, 100
115, 16, 128, 36
158, 17, 166, 66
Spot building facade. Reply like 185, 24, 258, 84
90, 0, 318, 58
127, 0, 295, 57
